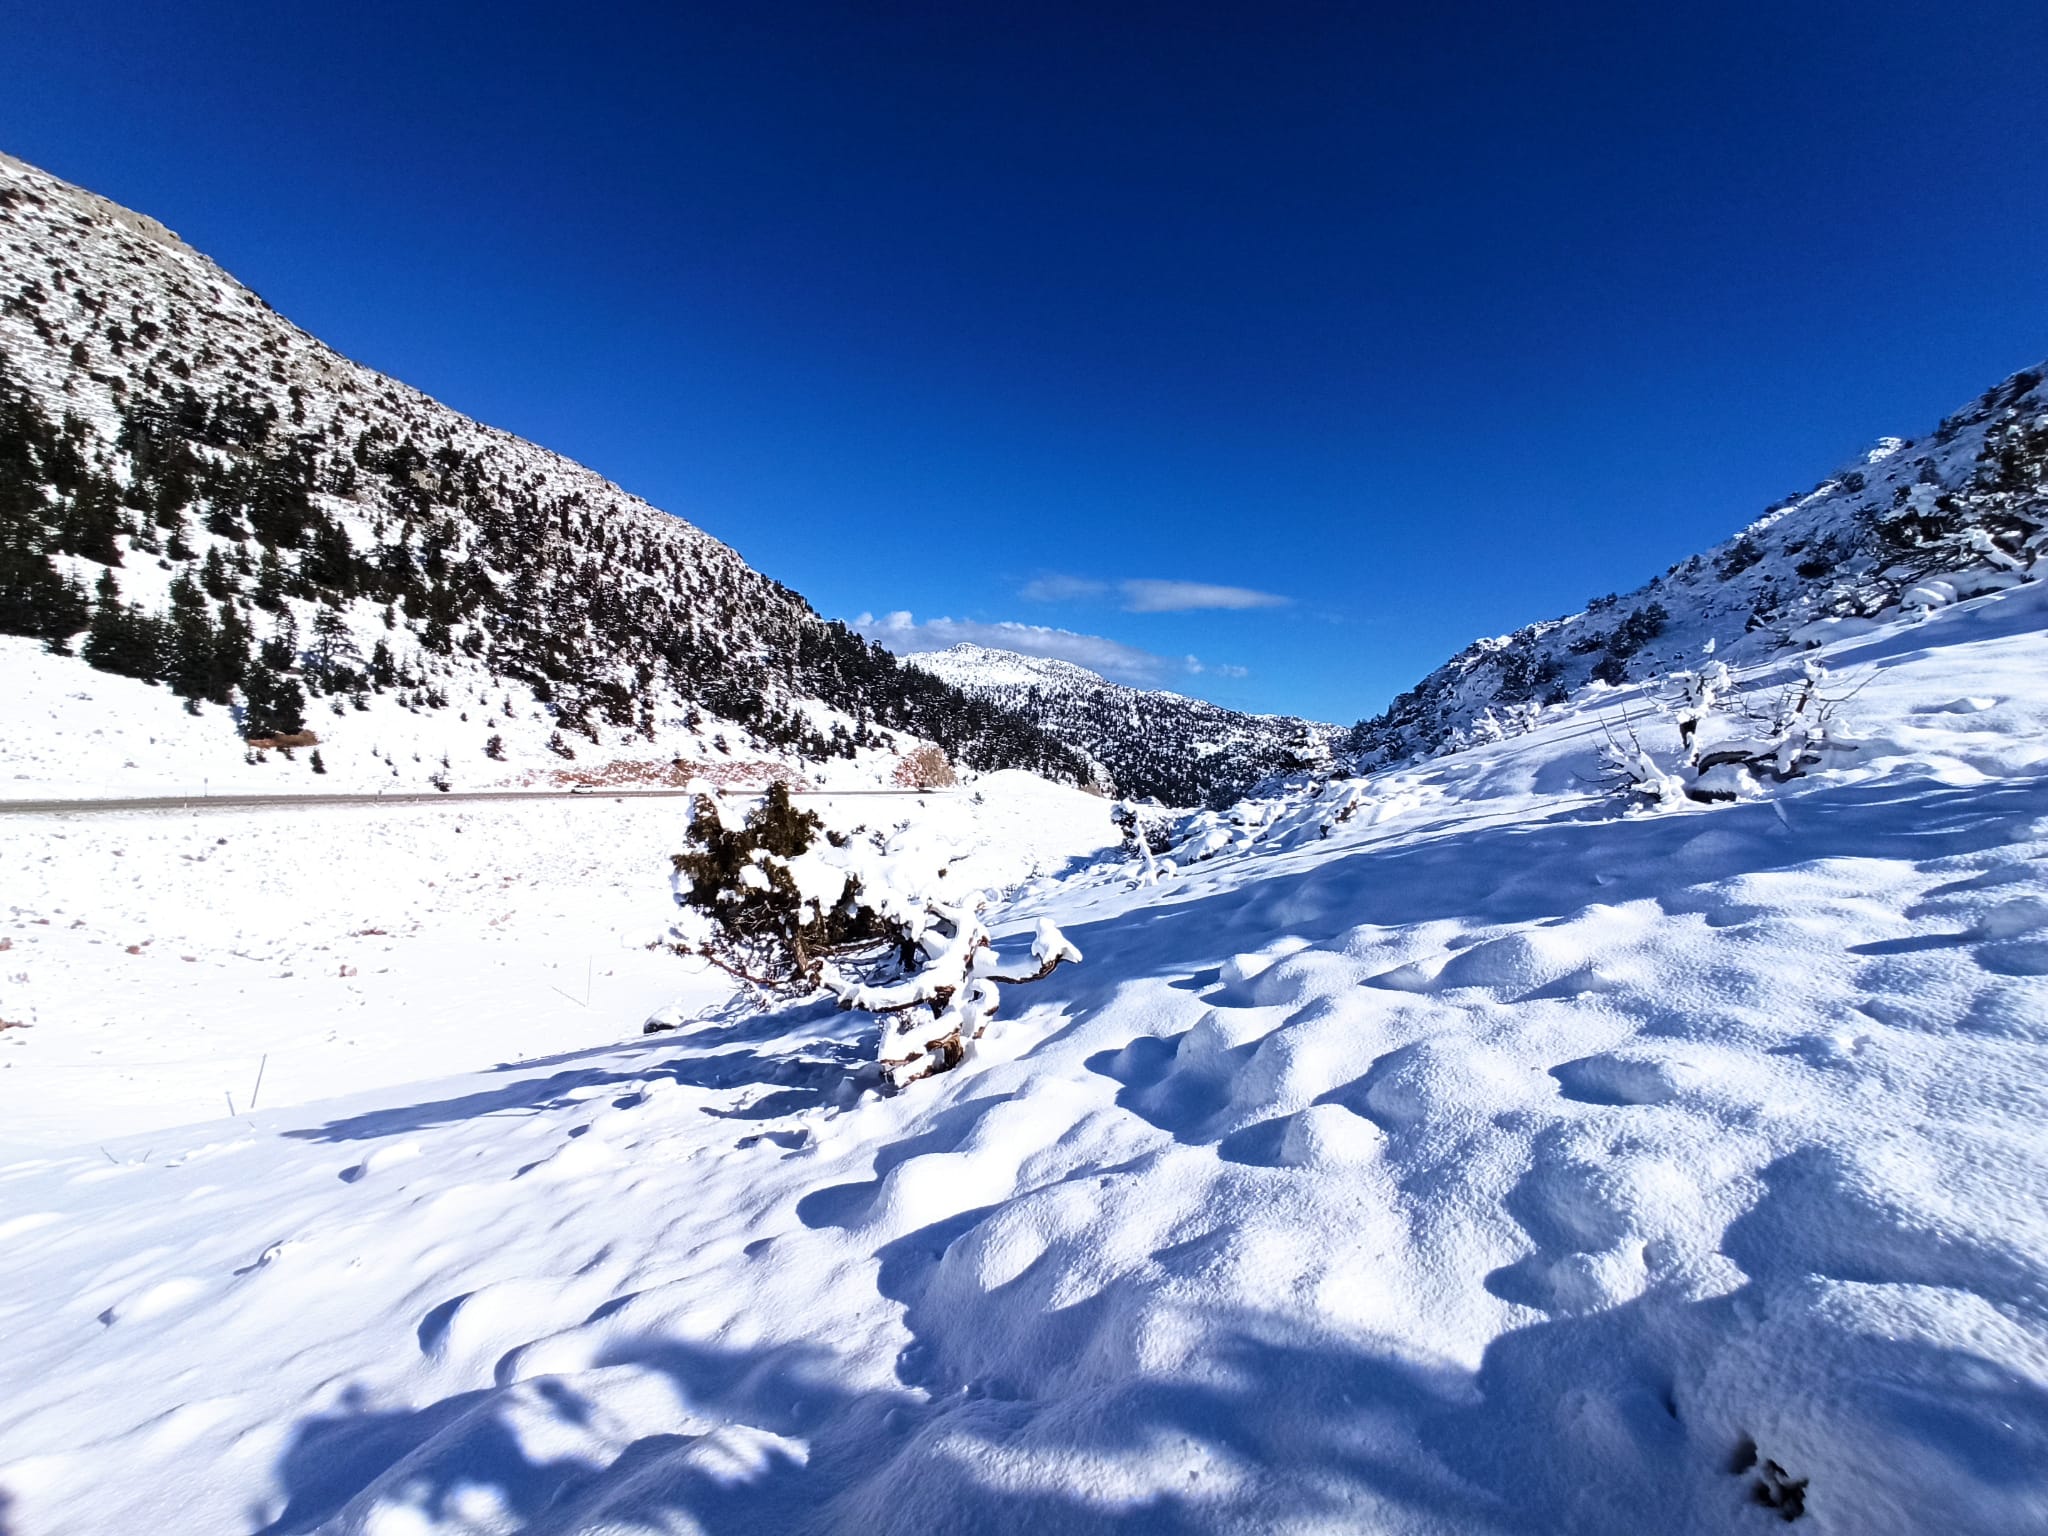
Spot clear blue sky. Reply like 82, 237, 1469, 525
5, 2, 2045, 722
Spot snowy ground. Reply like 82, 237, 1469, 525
0, 636, 916, 803
2, 590, 2046, 1534
0, 775, 1111, 1152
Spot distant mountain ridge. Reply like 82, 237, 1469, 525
909, 642, 1340, 807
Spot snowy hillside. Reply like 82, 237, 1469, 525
1351, 368, 2048, 767
910, 641, 1340, 808
3, 574, 2044, 1533
0, 150, 1090, 798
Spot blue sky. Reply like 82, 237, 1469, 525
5, 2, 2045, 723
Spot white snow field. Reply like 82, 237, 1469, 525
2, 585, 2046, 1535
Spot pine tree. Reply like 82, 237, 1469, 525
57, 473, 124, 566
306, 607, 362, 690
258, 607, 298, 672
252, 548, 288, 611
241, 663, 306, 737
80, 570, 166, 681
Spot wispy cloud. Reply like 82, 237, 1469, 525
1119, 579, 1291, 613
1020, 572, 1293, 614
852, 610, 1240, 689
1019, 574, 1110, 603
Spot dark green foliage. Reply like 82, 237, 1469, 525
81, 571, 167, 681
160, 572, 246, 704
1605, 602, 1668, 660
241, 662, 306, 737
1715, 538, 1764, 579
0, 399, 92, 640
670, 784, 901, 993
54, 472, 124, 565
252, 548, 288, 611
257, 607, 297, 672
304, 607, 362, 692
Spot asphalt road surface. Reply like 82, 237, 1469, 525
0, 786, 953, 816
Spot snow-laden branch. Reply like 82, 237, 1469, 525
822, 900, 1082, 1088
1602, 658, 1855, 808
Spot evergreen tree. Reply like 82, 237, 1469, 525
252, 548, 288, 611
258, 607, 298, 672
56, 473, 124, 566
80, 570, 166, 681
241, 663, 306, 736
305, 606, 362, 690
162, 573, 240, 704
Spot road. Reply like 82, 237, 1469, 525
0, 786, 953, 816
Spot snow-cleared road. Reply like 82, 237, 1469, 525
0, 787, 954, 816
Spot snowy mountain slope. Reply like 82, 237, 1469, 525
0, 150, 1091, 797
3, 579, 2044, 1534
910, 641, 1340, 808
1350, 366, 2048, 766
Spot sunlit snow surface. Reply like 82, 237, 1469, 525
3, 587, 2046, 1534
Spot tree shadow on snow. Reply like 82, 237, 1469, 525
281, 995, 859, 1144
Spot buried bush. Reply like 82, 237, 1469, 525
1600, 659, 1855, 808
669, 782, 1081, 1086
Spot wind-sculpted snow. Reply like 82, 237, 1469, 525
2, 581, 2044, 1533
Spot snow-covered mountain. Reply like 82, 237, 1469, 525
1349, 366, 2048, 765
0, 150, 1092, 796
909, 641, 1340, 808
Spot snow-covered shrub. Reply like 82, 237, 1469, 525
1601, 660, 1853, 808
669, 784, 897, 996
1111, 800, 1179, 883
823, 906, 1081, 1088
670, 786, 1082, 1086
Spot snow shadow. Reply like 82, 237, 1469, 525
282, 998, 860, 1144
248, 1237, 2048, 1535
1067, 770, 2048, 995
249, 1291, 1529, 1535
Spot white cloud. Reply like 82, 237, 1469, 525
853, 611, 1181, 686
1119, 579, 1291, 613
1019, 574, 1110, 603
1020, 573, 1292, 614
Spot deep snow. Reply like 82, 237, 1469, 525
1, 585, 2046, 1534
